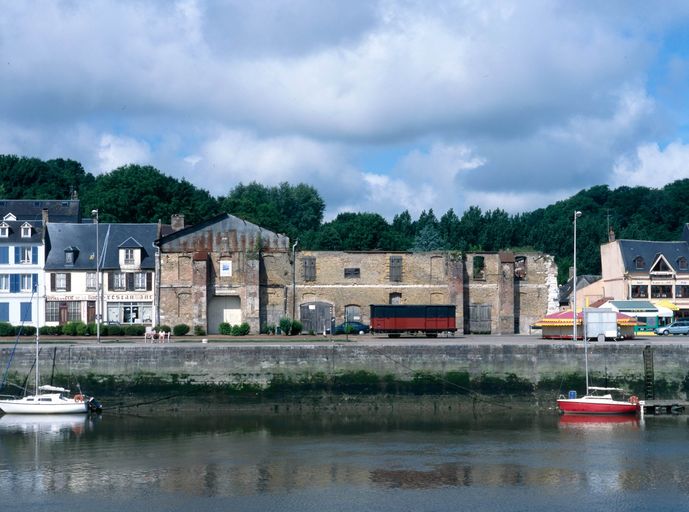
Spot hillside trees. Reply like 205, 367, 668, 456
220, 182, 325, 239
80, 165, 221, 224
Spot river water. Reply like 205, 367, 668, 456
1, 407, 688, 512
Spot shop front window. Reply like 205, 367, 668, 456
631, 285, 648, 298
651, 285, 672, 298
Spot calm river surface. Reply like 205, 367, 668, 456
1, 408, 689, 512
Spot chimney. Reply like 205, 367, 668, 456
608, 227, 616, 242
171, 214, 185, 231
42, 208, 49, 226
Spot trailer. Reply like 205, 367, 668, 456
584, 308, 620, 341
370, 304, 457, 337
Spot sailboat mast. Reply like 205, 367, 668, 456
34, 282, 39, 394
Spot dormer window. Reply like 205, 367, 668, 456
634, 256, 644, 270
20, 222, 32, 238
679, 257, 688, 271
0, 223, 8, 238
119, 237, 143, 267
64, 246, 78, 266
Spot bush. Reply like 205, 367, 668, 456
173, 324, 190, 336
157, 325, 171, 333
238, 322, 250, 336
231, 324, 241, 336
98, 324, 108, 336
219, 322, 232, 335
193, 325, 206, 336
124, 324, 146, 336
108, 324, 123, 336
62, 321, 84, 336
263, 323, 276, 335
75, 322, 89, 336
18, 325, 36, 336
290, 320, 302, 335
0, 322, 14, 336
39, 326, 51, 336
279, 317, 292, 336
87, 323, 98, 336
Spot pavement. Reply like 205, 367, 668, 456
0, 333, 684, 346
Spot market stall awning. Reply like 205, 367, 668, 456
533, 310, 639, 328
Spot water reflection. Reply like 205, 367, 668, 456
1, 410, 689, 510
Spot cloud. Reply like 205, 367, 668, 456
1, 1, 689, 221
97, 134, 151, 173
612, 141, 689, 187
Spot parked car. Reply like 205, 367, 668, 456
333, 321, 370, 335
655, 320, 689, 336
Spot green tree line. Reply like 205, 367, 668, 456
3, 154, 688, 283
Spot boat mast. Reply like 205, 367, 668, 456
34, 281, 40, 394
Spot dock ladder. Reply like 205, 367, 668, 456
643, 345, 655, 400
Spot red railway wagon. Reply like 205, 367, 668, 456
370, 304, 457, 337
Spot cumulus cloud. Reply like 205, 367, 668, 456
97, 134, 151, 173
1, 1, 689, 219
612, 141, 689, 187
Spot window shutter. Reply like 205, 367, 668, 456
51, 273, 56, 292
14, 248, 19, 264
20, 302, 31, 322
66, 273, 71, 292
303, 257, 316, 281
127, 273, 134, 291
390, 256, 402, 282
10, 274, 19, 293
108, 273, 114, 291
32, 274, 37, 292
0, 247, 8, 264
146, 272, 152, 291
0, 303, 8, 322
32, 246, 38, 264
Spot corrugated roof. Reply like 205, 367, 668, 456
608, 300, 657, 312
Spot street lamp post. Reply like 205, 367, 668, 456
92, 209, 100, 343
572, 210, 582, 342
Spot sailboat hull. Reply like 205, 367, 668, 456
0, 394, 88, 414
557, 397, 639, 415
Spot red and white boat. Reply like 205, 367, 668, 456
557, 386, 640, 415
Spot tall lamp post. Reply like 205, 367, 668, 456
572, 210, 582, 341
91, 209, 101, 343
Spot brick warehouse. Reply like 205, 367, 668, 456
156, 214, 559, 335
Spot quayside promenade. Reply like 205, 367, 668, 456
2, 335, 687, 402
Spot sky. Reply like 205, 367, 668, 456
2, 1, 689, 221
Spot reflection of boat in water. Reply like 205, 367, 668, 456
0, 413, 92, 436
558, 414, 639, 430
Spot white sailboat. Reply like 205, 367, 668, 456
0, 287, 101, 415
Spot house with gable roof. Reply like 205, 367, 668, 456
586, 225, 689, 320
0, 200, 80, 327
45, 222, 164, 326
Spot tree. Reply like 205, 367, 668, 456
80, 164, 220, 224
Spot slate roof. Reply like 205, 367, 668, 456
617, 240, 689, 273
0, 199, 81, 223
0, 219, 43, 244
558, 274, 601, 305
45, 223, 158, 270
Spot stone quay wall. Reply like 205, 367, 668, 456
2, 342, 685, 392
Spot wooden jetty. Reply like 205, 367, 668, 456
640, 400, 688, 416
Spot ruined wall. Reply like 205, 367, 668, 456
295, 251, 462, 325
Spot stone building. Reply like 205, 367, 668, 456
156, 213, 559, 335
156, 214, 291, 334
